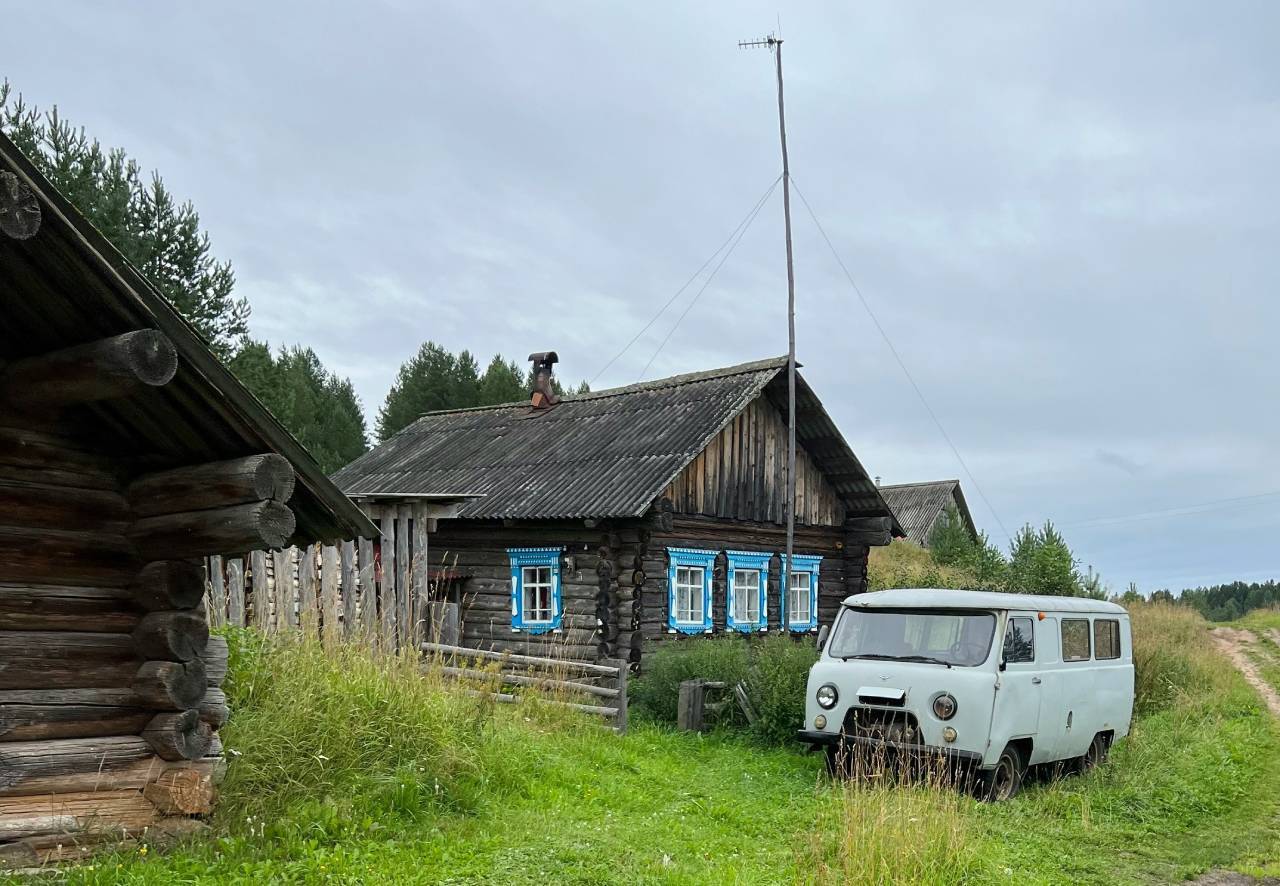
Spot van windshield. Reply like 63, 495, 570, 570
827, 608, 997, 668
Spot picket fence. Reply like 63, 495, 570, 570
203, 540, 460, 651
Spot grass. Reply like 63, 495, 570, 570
9, 603, 1280, 885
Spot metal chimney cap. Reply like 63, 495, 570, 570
528, 351, 559, 364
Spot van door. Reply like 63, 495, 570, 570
989, 613, 1045, 764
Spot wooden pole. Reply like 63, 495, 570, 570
773, 37, 798, 618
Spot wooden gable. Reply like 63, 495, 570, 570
659, 394, 846, 527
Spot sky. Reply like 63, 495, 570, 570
5, 2, 1278, 593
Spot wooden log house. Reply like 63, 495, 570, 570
0, 132, 374, 866
333, 353, 903, 667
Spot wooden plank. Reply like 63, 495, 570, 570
340, 540, 357, 638
270, 548, 293, 632
432, 665, 619, 698
421, 642, 621, 677
380, 510, 396, 647
320, 545, 340, 645
298, 544, 320, 635
606, 657, 628, 734
357, 535, 376, 638
455, 687, 617, 718
0, 584, 138, 633
396, 506, 410, 651
411, 504, 429, 649
206, 555, 225, 629
226, 557, 245, 627
249, 550, 269, 630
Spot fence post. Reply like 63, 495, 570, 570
606, 658, 628, 734
206, 555, 225, 628
227, 558, 245, 627
340, 540, 357, 639
357, 535, 376, 640
250, 550, 269, 631
320, 545, 340, 645
677, 679, 705, 732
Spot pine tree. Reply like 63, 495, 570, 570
1, 81, 249, 358
228, 342, 369, 474
376, 342, 459, 441
927, 505, 976, 567
478, 355, 526, 405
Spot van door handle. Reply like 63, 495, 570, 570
1031, 677, 1042, 685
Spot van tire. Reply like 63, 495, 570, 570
1078, 733, 1109, 774
979, 744, 1024, 802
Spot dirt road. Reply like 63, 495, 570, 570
1211, 627, 1280, 718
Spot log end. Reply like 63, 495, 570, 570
122, 329, 179, 388
142, 710, 213, 762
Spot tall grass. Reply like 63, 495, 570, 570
215, 631, 536, 828
1128, 601, 1234, 715
867, 539, 983, 591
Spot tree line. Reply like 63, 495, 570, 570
1135, 581, 1280, 623
1, 81, 584, 473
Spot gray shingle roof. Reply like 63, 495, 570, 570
878, 480, 977, 546
333, 357, 897, 523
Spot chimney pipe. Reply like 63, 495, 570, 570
528, 351, 560, 409
874, 475, 882, 487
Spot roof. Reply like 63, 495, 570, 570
878, 480, 978, 546
333, 357, 900, 524
0, 132, 375, 543
843, 588, 1128, 615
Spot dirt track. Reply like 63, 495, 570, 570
1211, 627, 1280, 718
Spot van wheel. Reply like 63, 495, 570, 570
1078, 733, 1109, 774
979, 744, 1024, 802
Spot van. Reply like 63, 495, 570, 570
798, 588, 1134, 800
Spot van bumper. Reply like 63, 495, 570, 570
796, 730, 984, 765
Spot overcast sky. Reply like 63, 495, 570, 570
7, 2, 1278, 592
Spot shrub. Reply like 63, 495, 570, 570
632, 634, 816, 744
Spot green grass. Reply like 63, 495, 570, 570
10, 605, 1280, 885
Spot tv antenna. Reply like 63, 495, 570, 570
739, 32, 799, 614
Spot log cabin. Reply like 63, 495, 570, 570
0, 131, 374, 866
333, 352, 903, 667
877, 479, 978, 548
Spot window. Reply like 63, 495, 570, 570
507, 547, 564, 634
828, 608, 995, 667
1003, 616, 1035, 663
666, 548, 715, 634
726, 550, 772, 632
781, 554, 822, 632
1061, 618, 1091, 662
1094, 619, 1121, 660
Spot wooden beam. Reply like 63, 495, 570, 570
132, 660, 206, 710
0, 736, 153, 794
131, 560, 205, 612
0, 330, 177, 409
127, 454, 296, 518
846, 516, 893, 533
0, 584, 139, 633
129, 500, 296, 560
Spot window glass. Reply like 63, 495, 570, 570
1061, 618, 1091, 662
732, 569, 761, 624
675, 566, 705, 624
521, 565, 553, 623
788, 571, 812, 623
827, 608, 996, 667
1094, 619, 1121, 660
1003, 617, 1035, 663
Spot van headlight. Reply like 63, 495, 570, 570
816, 684, 839, 710
932, 693, 957, 721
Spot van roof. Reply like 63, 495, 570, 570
842, 588, 1128, 615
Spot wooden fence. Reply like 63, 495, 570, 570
203, 540, 460, 651
422, 642, 629, 733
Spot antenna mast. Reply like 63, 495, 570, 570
740, 34, 798, 618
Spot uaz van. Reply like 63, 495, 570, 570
798, 588, 1134, 800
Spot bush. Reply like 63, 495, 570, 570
631, 634, 816, 744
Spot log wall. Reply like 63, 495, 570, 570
0, 420, 234, 866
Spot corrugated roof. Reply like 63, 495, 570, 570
333, 357, 899, 525
0, 132, 376, 544
878, 480, 977, 546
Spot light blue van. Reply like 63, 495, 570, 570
798, 588, 1134, 800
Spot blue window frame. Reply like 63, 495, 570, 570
781, 554, 822, 632
726, 550, 771, 632
666, 547, 715, 634
507, 547, 564, 634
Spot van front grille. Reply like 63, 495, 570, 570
857, 693, 905, 708
843, 706, 921, 745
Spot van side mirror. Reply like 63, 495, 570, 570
816, 624, 829, 651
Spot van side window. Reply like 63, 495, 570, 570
1003, 617, 1035, 663
1061, 618, 1091, 662
1094, 619, 1121, 660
